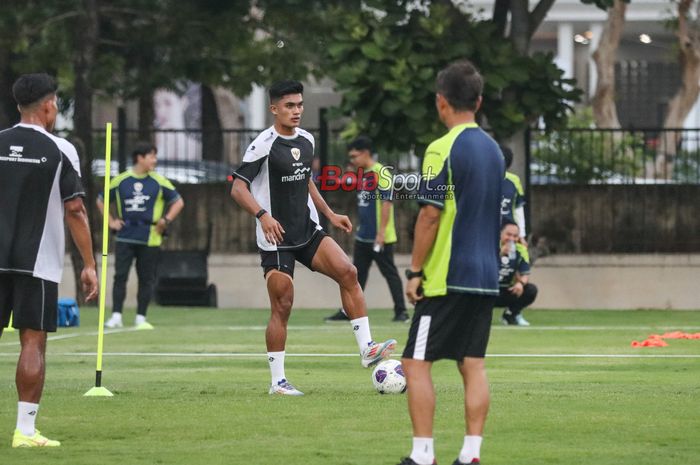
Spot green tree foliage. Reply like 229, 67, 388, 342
321, 1, 581, 153
0, 1, 322, 128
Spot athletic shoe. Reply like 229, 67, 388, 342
135, 321, 154, 330
12, 429, 60, 448
500, 310, 515, 326
392, 312, 410, 323
104, 314, 123, 329
396, 458, 437, 465
269, 378, 304, 396
514, 314, 530, 326
452, 459, 480, 464
324, 309, 349, 322
361, 339, 397, 368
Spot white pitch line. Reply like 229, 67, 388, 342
0, 327, 138, 347
226, 325, 700, 331
0, 352, 698, 359
1, 324, 698, 348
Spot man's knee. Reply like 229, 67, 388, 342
113, 268, 130, 283
524, 283, 538, 302
402, 358, 432, 380
459, 357, 486, 376
19, 331, 47, 368
338, 262, 358, 287
267, 274, 294, 314
275, 293, 293, 313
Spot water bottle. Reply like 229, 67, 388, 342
508, 240, 516, 261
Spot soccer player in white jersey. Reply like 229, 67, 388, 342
230, 80, 396, 396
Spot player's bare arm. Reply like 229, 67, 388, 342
231, 177, 285, 244
406, 204, 441, 304
308, 178, 352, 233
65, 197, 98, 302
96, 196, 124, 231
156, 197, 184, 234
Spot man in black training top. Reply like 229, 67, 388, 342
230, 80, 396, 396
0, 73, 98, 447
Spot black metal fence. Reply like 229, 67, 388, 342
77, 126, 700, 253
88, 128, 325, 183
529, 127, 700, 185
86, 126, 700, 185
85, 126, 419, 184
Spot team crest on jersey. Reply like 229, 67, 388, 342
134, 182, 143, 192
291, 148, 301, 160
9, 146, 23, 157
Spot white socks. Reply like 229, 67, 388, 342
458, 435, 483, 463
410, 437, 434, 465
268, 351, 286, 385
407, 435, 480, 464
350, 316, 372, 352
16, 401, 39, 436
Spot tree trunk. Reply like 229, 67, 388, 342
201, 85, 223, 162
70, 0, 100, 305
0, 50, 19, 129
498, 1, 531, 184
509, 0, 531, 54
494, 0, 560, 185
137, 88, 154, 141
591, 0, 626, 129
660, 0, 700, 179
492, 0, 510, 38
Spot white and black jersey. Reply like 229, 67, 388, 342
0, 123, 85, 283
232, 126, 322, 251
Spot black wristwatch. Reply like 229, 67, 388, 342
405, 269, 423, 280
256, 209, 267, 219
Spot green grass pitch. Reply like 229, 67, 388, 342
1, 307, 699, 464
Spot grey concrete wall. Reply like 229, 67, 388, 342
59, 254, 700, 311
145, 184, 700, 256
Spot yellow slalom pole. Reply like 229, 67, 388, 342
85, 123, 114, 397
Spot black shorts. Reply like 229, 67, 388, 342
403, 293, 496, 361
259, 230, 328, 279
0, 273, 59, 335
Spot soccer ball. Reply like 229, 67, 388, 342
371, 359, 407, 394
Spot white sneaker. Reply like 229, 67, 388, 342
514, 314, 530, 326
104, 314, 123, 328
134, 315, 153, 330
361, 339, 397, 368
269, 379, 304, 396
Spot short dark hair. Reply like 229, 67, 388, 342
268, 80, 303, 102
435, 60, 483, 112
347, 135, 373, 153
501, 220, 519, 231
131, 142, 157, 164
12, 73, 58, 107
500, 145, 513, 169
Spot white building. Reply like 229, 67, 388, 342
470, 0, 689, 128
